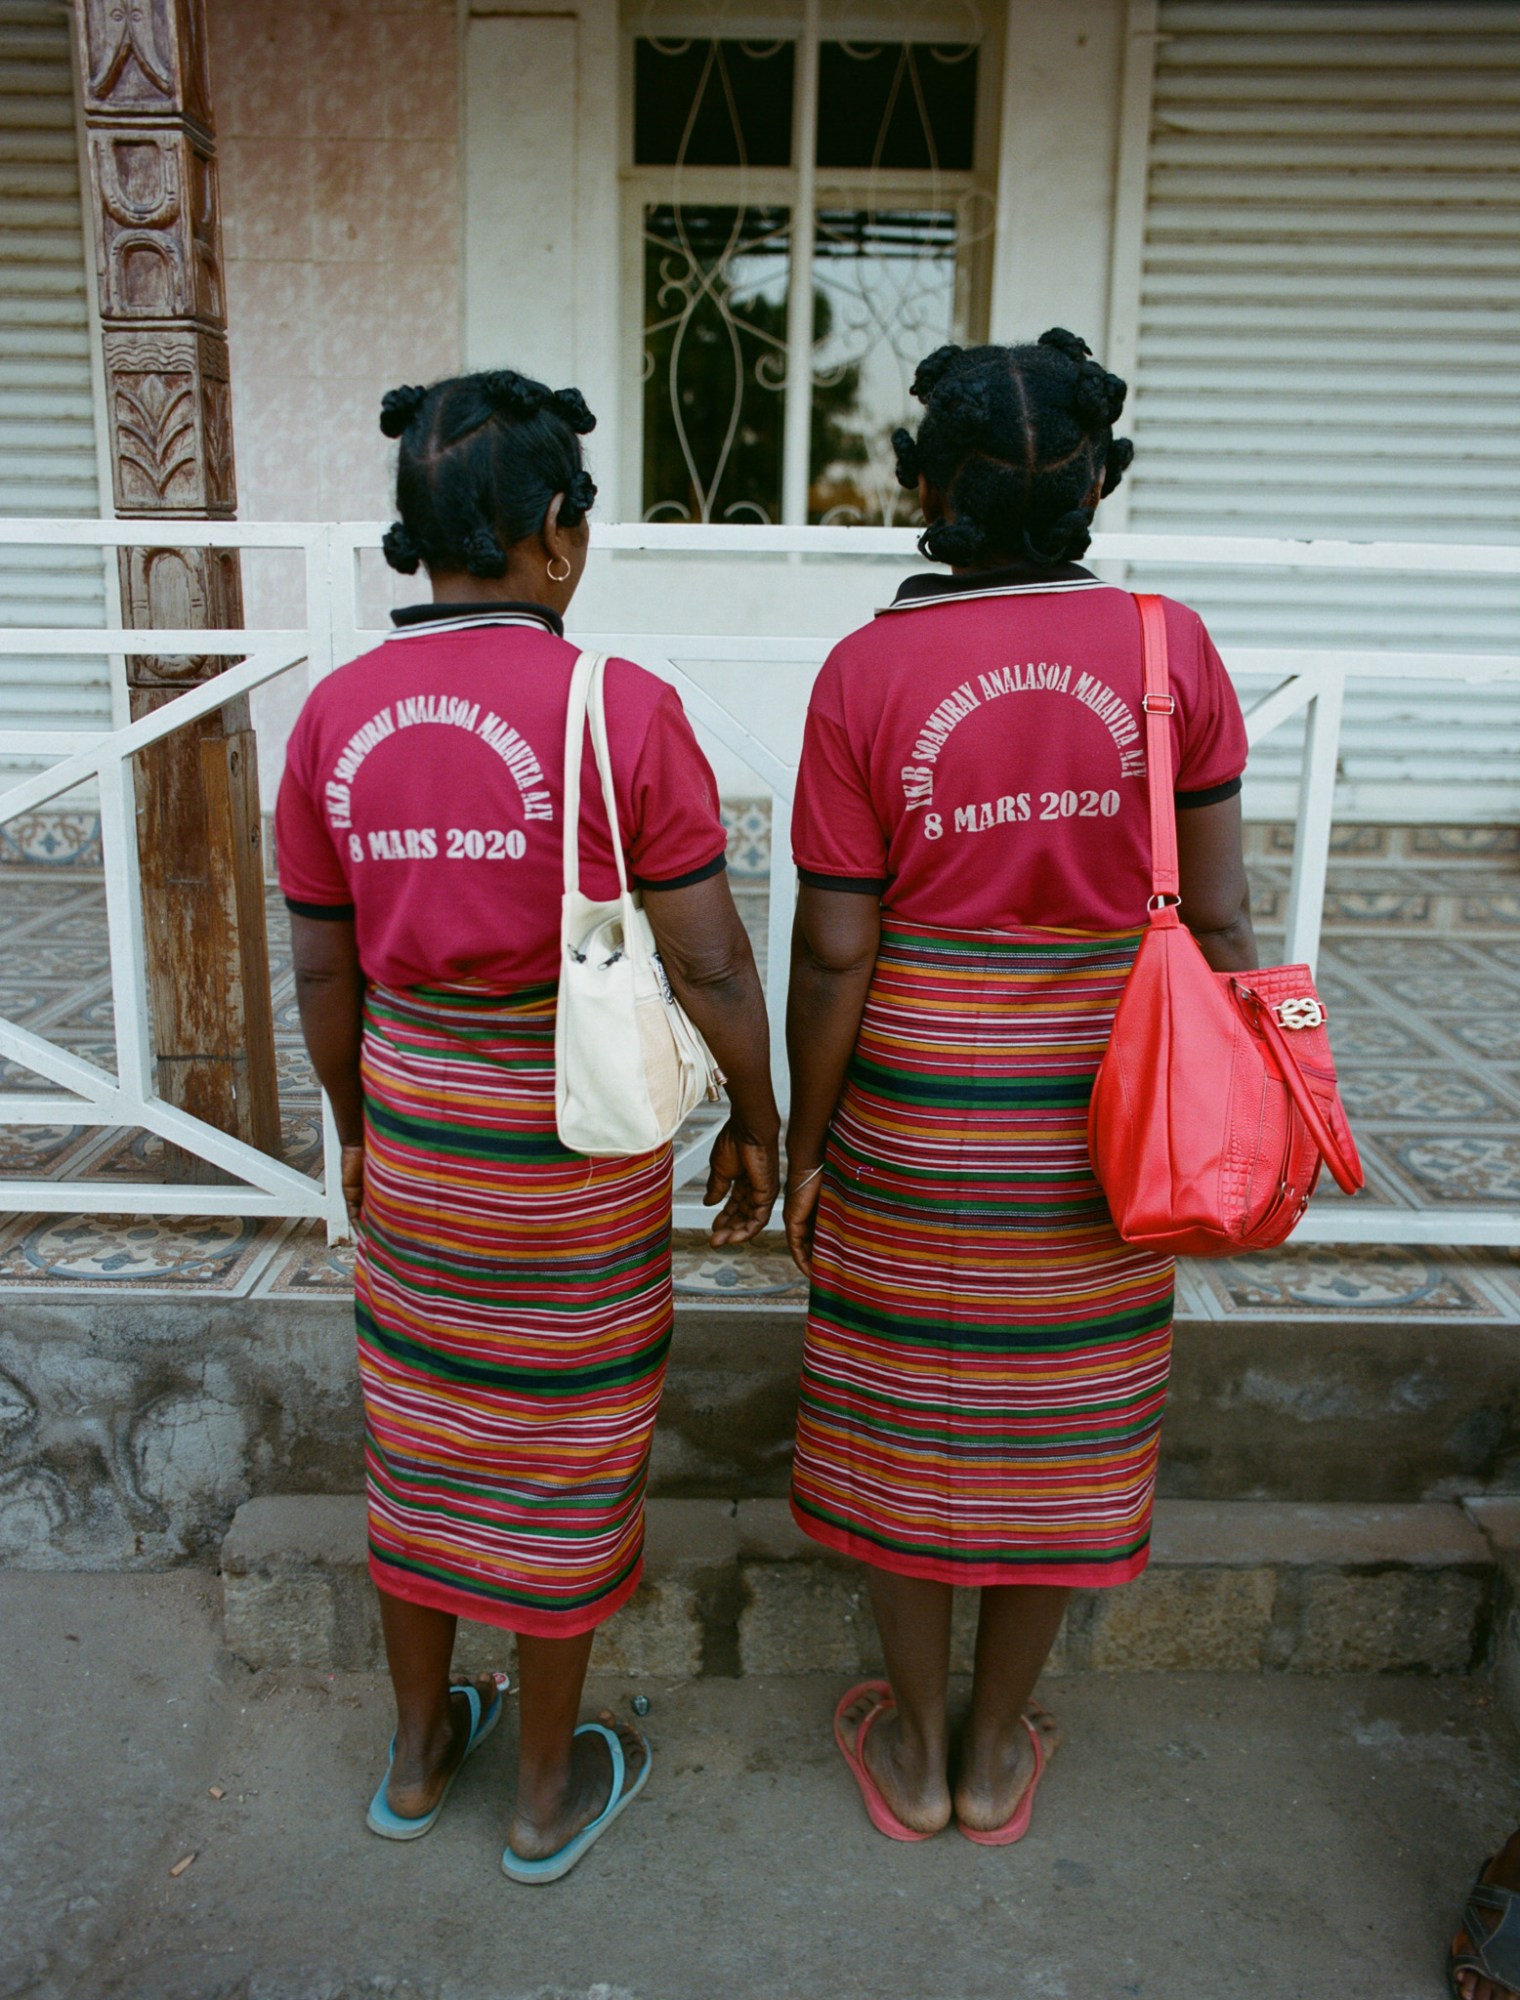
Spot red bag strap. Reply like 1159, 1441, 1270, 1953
1239, 985, 1366, 1196
1133, 593, 1179, 903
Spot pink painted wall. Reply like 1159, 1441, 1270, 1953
206, 0, 462, 791
208, 0, 461, 532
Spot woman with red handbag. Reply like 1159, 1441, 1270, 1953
783, 332, 1260, 1844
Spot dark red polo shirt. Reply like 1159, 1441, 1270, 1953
276, 604, 727, 990
792, 566, 1248, 934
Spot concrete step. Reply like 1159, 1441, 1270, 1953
8, 1289, 1516, 1572
222, 1494, 1500, 1683
1469, 1496, 1520, 1720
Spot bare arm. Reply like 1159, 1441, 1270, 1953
1176, 792, 1258, 973
642, 871, 780, 1245
782, 884, 881, 1274
289, 912, 367, 1224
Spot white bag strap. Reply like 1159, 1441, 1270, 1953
586, 656, 632, 903
561, 649, 632, 905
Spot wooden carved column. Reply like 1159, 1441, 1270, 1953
74, 0, 280, 1170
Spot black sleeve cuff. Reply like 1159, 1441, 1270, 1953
284, 896, 356, 920
635, 852, 727, 891
1175, 776, 1243, 810
798, 868, 890, 895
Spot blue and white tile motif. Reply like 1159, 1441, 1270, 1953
722, 800, 772, 881
1385, 1137, 1520, 1205
0, 1214, 264, 1286
1186, 1244, 1501, 1318
0, 820, 1516, 1302
0, 812, 102, 869
1435, 1016, 1520, 1064
257, 1230, 356, 1295
674, 1239, 805, 1299
1330, 938, 1472, 970
1337, 1068, 1520, 1125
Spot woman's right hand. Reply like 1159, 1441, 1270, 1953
783, 1162, 824, 1277
704, 1118, 779, 1247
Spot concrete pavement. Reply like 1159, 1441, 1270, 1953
3, 1569, 1519, 2000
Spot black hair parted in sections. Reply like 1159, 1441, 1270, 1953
892, 330, 1133, 568
379, 370, 598, 578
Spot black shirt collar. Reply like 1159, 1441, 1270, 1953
890, 559, 1099, 606
390, 599, 565, 638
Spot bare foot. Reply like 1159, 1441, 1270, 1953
507, 1710, 648, 1863
838, 1686, 952, 1836
385, 1672, 500, 1819
953, 1703, 1062, 1834
1454, 1826, 1520, 2000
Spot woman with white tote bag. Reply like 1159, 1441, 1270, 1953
278, 369, 778, 1882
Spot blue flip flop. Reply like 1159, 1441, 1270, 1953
501, 1720, 651, 1884
366, 1681, 503, 1840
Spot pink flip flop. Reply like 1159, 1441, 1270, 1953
832, 1680, 937, 1844
957, 1709, 1046, 1846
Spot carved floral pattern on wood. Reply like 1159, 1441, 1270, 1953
78, 0, 212, 133
103, 331, 234, 515
90, 128, 224, 324
120, 546, 244, 686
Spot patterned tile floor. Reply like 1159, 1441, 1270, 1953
0, 823, 1517, 1315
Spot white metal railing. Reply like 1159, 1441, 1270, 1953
0, 518, 1516, 1247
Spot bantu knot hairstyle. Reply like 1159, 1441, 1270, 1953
379, 384, 428, 439
380, 521, 422, 574
379, 368, 599, 578
895, 328, 1133, 569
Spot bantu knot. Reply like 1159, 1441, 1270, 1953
1037, 328, 1092, 364
1073, 361, 1127, 433
1101, 435, 1135, 497
552, 387, 597, 435
919, 515, 992, 567
462, 525, 507, 578
891, 426, 920, 491
379, 384, 428, 439
910, 345, 963, 403
1023, 506, 1094, 564
381, 521, 422, 574
560, 469, 597, 524
481, 370, 550, 423
933, 374, 994, 434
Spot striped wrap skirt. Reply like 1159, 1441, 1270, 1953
355, 983, 672, 1636
791, 919, 1174, 1589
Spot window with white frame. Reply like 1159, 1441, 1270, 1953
623, 5, 999, 526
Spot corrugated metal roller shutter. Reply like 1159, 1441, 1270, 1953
1128, 0, 1520, 819
0, 0, 109, 755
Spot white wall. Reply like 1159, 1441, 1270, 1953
569, 547, 909, 787
989, 0, 1128, 354
463, 1, 624, 516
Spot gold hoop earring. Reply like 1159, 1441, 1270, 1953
546, 555, 572, 583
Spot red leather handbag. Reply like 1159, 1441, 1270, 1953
1088, 594, 1364, 1258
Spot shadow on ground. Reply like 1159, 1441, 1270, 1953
2, 1571, 1518, 2000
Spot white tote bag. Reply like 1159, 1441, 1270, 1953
554, 650, 724, 1156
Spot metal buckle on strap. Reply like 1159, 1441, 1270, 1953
1275, 996, 1326, 1031
1142, 692, 1175, 715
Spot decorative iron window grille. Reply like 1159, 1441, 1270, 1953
625, 7, 996, 527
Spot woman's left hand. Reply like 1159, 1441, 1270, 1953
341, 1143, 366, 1229
783, 1164, 824, 1277
704, 1118, 779, 1246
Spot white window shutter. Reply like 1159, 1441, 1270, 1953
0, 0, 110, 749
1125, 1, 1520, 819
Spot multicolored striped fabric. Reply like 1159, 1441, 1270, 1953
791, 920, 1174, 1588
356, 983, 673, 1636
